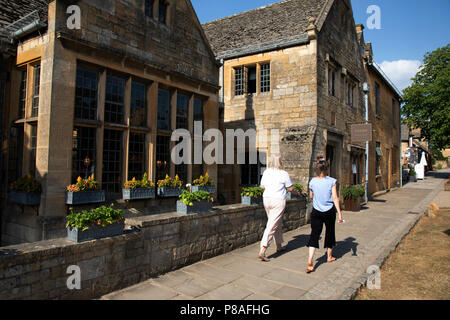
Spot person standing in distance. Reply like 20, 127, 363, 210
306, 157, 344, 273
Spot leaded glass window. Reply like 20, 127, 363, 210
75, 67, 98, 120
105, 75, 125, 124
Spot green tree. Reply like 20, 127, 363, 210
402, 44, 450, 152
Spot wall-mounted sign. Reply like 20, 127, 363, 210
351, 123, 372, 142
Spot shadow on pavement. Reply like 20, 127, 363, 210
426, 171, 450, 180
313, 237, 359, 271
268, 234, 310, 258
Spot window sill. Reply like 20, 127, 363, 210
74, 119, 102, 127
104, 122, 128, 130
14, 117, 38, 124
130, 126, 151, 133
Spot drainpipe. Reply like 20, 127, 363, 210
219, 58, 224, 104
363, 82, 370, 203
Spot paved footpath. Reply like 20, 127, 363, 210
102, 169, 449, 300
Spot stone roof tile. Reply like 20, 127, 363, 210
202, 0, 328, 57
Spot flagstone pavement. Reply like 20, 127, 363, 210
102, 169, 450, 300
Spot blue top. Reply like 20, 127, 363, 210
309, 176, 337, 212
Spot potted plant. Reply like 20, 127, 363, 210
192, 172, 215, 193
343, 185, 365, 212
176, 190, 213, 214
9, 174, 42, 206
157, 174, 183, 197
241, 186, 264, 205
445, 180, 450, 192
123, 173, 155, 200
408, 169, 417, 182
65, 175, 105, 205
66, 204, 125, 243
286, 184, 304, 200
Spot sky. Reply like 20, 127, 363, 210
191, 0, 450, 92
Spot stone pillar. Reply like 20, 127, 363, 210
37, 1, 77, 217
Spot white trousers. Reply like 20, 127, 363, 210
260, 198, 286, 249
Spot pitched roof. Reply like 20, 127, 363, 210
202, 0, 330, 58
0, 0, 50, 53
0, 0, 49, 29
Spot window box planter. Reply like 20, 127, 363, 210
9, 190, 40, 206
157, 187, 182, 197
176, 200, 212, 215
65, 190, 105, 205
241, 196, 263, 205
191, 185, 216, 193
122, 188, 156, 200
67, 221, 124, 243
344, 197, 361, 212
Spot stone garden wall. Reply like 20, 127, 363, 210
0, 199, 307, 299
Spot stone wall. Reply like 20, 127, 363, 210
219, 42, 318, 204
316, 0, 367, 187
0, 199, 307, 299
59, 0, 218, 86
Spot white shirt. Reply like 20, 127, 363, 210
260, 168, 293, 200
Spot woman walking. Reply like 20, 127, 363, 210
258, 155, 299, 262
306, 157, 344, 273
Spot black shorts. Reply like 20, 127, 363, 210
307, 206, 337, 249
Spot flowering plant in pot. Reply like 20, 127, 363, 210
343, 185, 365, 212
9, 174, 42, 206
157, 174, 183, 197
192, 172, 215, 193
123, 173, 155, 200
65, 175, 105, 205
241, 186, 264, 205
176, 190, 213, 214
66, 204, 125, 242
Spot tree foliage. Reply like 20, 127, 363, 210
402, 44, 450, 151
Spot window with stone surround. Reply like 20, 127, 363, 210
8, 125, 23, 183
375, 82, 380, 116
155, 135, 170, 181
176, 92, 189, 130
128, 132, 146, 180
375, 141, 382, 176
130, 81, 147, 127
105, 74, 126, 124
328, 67, 336, 97
18, 69, 27, 119
192, 97, 204, 179
102, 129, 123, 193
234, 63, 271, 96
31, 64, 40, 118
72, 126, 96, 183
29, 124, 38, 177
240, 151, 262, 186
234, 66, 244, 96
346, 80, 355, 107
75, 67, 99, 121
260, 63, 271, 93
